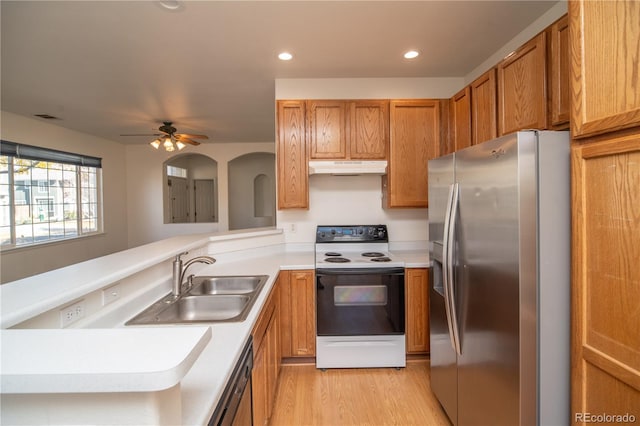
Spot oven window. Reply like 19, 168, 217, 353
334, 285, 387, 306
316, 271, 405, 336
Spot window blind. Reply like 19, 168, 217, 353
0, 140, 102, 168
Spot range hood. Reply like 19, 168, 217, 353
308, 160, 387, 176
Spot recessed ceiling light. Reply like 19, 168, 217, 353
404, 50, 420, 59
278, 52, 293, 61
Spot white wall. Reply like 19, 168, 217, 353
0, 111, 129, 283
125, 142, 275, 247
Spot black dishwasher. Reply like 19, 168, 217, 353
209, 336, 253, 426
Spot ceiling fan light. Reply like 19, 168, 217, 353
150, 139, 161, 149
176, 141, 186, 150
163, 137, 174, 151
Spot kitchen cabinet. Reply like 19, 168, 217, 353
549, 14, 570, 128
348, 100, 389, 159
307, 100, 389, 160
383, 99, 441, 208
570, 0, 640, 419
448, 87, 472, 154
279, 270, 316, 358
471, 68, 498, 145
252, 280, 281, 426
497, 32, 547, 136
276, 100, 308, 210
405, 268, 430, 354
570, 1, 640, 138
307, 100, 347, 159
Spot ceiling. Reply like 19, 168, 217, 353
1, 1, 559, 145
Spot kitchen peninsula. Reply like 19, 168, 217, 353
0, 228, 428, 425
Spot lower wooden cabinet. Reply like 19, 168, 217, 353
405, 268, 430, 354
279, 270, 316, 358
251, 280, 281, 426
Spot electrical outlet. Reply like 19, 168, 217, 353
60, 300, 86, 328
289, 223, 297, 233
102, 283, 121, 306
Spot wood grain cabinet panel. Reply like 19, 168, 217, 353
471, 68, 498, 145
498, 32, 547, 135
405, 268, 430, 354
349, 100, 389, 159
570, 0, 640, 138
279, 270, 316, 358
549, 14, 570, 128
276, 100, 308, 210
448, 87, 472, 154
384, 100, 440, 208
307, 100, 347, 159
252, 281, 281, 426
572, 134, 640, 422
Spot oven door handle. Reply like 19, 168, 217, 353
316, 267, 405, 276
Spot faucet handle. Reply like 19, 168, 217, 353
175, 251, 189, 261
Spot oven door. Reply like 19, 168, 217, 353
316, 267, 405, 336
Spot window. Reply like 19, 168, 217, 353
0, 140, 103, 249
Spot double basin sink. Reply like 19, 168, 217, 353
125, 275, 269, 325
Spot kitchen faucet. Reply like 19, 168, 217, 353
172, 252, 216, 298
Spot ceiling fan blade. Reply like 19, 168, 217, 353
175, 133, 209, 140
120, 133, 162, 137
179, 137, 201, 146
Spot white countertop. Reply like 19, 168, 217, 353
1, 327, 212, 393
0, 231, 429, 425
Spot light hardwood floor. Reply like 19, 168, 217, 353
269, 359, 451, 426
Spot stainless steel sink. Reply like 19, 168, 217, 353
188, 275, 268, 295
125, 275, 269, 325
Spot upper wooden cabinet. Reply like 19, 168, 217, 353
307, 100, 347, 159
384, 100, 440, 208
448, 87, 472, 155
549, 14, 570, 128
276, 100, 308, 210
349, 100, 389, 159
307, 100, 389, 160
471, 68, 498, 145
498, 32, 548, 136
570, 1, 640, 138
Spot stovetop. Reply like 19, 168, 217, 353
315, 225, 403, 268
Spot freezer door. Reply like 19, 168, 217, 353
454, 132, 532, 426
428, 153, 455, 246
428, 153, 457, 425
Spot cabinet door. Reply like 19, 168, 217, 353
571, 134, 640, 420
498, 32, 547, 135
252, 343, 268, 426
386, 100, 440, 208
471, 68, 498, 145
308, 100, 347, 159
570, 1, 640, 138
290, 271, 316, 356
449, 87, 472, 154
549, 14, 570, 128
277, 100, 308, 209
280, 270, 316, 358
349, 100, 389, 159
405, 268, 430, 354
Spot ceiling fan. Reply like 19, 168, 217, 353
121, 121, 209, 151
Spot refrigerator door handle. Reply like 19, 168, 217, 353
447, 182, 462, 356
442, 183, 456, 353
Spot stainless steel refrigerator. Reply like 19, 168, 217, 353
428, 131, 570, 426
